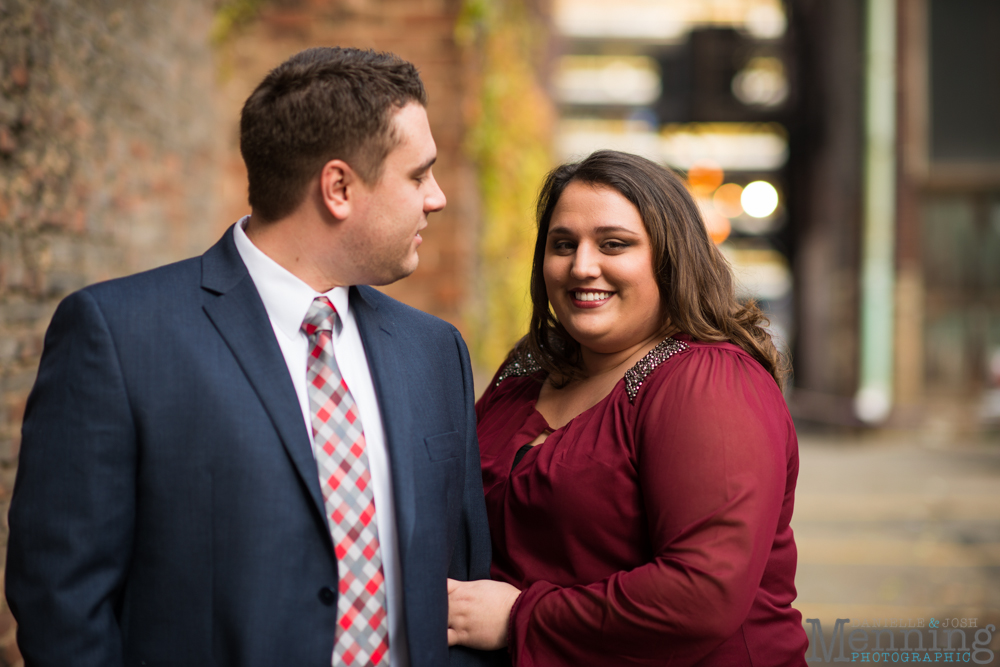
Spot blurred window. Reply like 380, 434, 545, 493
555, 56, 661, 105
929, 0, 1000, 164
922, 196, 1000, 391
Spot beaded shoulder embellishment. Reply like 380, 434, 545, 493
494, 350, 543, 387
623, 337, 690, 403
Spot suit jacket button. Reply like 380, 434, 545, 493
318, 586, 336, 606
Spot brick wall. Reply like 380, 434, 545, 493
0, 1, 221, 663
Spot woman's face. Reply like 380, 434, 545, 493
543, 181, 666, 356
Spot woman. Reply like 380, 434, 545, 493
448, 151, 808, 666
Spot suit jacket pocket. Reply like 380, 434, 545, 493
424, 431, 462, 461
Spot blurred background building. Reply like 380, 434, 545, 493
549, 0, 1000, 436
1, 0, 999, 663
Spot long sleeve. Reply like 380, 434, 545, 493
504, 346, 795, 666
6, 290, 136, 667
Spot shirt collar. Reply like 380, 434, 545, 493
232, 215, 351, 340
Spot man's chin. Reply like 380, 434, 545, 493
366, 257, 419, 287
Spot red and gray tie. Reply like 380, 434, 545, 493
302, 296, 389, 666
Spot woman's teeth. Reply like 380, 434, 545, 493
574, 291, 612, 301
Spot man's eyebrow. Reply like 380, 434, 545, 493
410, 156, 436, 177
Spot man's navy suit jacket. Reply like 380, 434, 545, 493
6, 227, 498, 666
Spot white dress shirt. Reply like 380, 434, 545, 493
233, 217, 409, 667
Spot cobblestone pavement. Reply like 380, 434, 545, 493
793, 430, 1000, 663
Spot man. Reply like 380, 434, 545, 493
7, 47, 497, 667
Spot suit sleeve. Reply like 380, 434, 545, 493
506, 349, 790, 666
6, 289, 136, 667
449, 329, 493, 582
448, 330, 508, 667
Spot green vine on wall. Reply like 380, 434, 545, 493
458, 0, 554, 373
211, 0, 267, 44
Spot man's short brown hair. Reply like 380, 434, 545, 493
240, 47, 427, 222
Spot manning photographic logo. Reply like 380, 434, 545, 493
805, 617, 996, 664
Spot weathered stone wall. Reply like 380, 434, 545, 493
0, 1, 220, 663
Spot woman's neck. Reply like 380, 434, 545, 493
578, 323, 676, 381
537, 323, 677, 429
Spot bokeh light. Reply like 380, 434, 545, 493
713, 183, 744, 218
741, 180, 779, 218
731, 57, 788, 108
686, 160, 724, 196
695, 198, 731, 245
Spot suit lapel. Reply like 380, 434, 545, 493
351, 287, 417, 560
200, 228, 327, 525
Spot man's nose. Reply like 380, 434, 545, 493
425, 173, 446, 212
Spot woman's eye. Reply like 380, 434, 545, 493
550, 240, 575, 252
604, 240, 629, 250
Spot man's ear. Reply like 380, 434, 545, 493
319, 159, 357, 221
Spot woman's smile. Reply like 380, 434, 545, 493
569, 288, 615, 307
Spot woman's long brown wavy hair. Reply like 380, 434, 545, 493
518, 150, 787, 388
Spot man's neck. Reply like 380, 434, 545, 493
244, 212, 346, 292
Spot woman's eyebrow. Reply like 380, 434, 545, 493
592, 225, 640, 235
548, 225, 640, 235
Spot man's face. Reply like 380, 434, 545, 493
345, 102, 446, 286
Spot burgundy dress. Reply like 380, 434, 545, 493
476, 335, 808, 666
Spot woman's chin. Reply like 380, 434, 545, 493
570, 333, 631, 356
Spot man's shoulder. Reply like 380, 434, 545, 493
79, 226, 239, 307
352, 285, 459, 336
80, 255, 204, 306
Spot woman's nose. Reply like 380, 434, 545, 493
570, 243, 601, 279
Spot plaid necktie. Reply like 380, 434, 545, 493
302, 296, 389, 666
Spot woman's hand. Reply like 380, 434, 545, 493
447, 578, 521, 650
